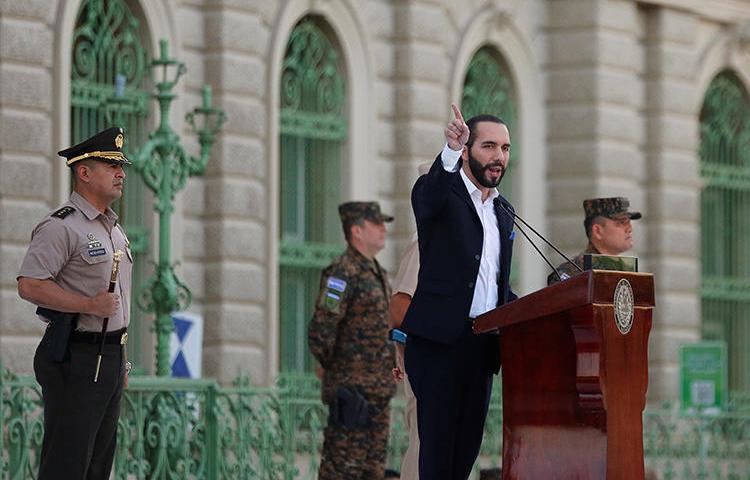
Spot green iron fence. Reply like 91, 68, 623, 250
4, 366, 750, 479
644, 400, 750, 479
1, 367, 498, 479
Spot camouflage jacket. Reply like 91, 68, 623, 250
308, 246, 396, 403
547, 243, 601, 286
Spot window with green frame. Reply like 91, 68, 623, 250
279, 17, 346, 373
699, 70, 750, 392
461, 45, 519, 284
71, 0, 151, 370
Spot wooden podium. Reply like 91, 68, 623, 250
473, 270, 654, 480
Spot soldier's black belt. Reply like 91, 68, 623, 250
70, 328, 127, 345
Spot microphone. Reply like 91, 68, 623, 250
493, 198, 583, 282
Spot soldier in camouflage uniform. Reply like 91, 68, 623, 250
548, 197, 641, 285
308, 201, 397, 480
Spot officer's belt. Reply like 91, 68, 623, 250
70, 328, 127, 345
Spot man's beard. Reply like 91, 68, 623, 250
467, 152, 505, 188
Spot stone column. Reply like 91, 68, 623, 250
642, 6, 701, 400
546, 0, 645, 256
0, 1, 56, 373
197, 1, 273, 385
388, 1, 450, 259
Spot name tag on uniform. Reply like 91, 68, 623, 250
88, 248, 106, 257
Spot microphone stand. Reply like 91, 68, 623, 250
494, 199, 583, 282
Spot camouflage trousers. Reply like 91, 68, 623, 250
318, 396, 391, 480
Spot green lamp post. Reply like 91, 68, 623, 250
131, 39, 226, 376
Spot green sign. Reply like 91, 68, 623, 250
679, 342, 728, 414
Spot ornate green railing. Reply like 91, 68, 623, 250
4, 366, 750, 479
644, 401, 750, 479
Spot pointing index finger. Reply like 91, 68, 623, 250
451, 103, 464, 123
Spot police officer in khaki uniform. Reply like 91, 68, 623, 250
17, 127, 133, 480
547, 197, 641, 285
308, 201, 397, 480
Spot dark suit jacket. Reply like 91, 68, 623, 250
401, 154, 517, 354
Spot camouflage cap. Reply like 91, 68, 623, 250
583, 197, 642, 221
338, 201, 394, 228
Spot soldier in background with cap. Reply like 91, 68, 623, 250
308, 201, 397, 480
17, 127, 133, 479
547, 197, 641, 285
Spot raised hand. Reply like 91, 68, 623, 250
444, 103, 470, 151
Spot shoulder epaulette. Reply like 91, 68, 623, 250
51, 206, 76, 219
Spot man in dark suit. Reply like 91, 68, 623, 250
401, 104, 517, 480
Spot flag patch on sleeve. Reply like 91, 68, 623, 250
324, 291, 341, 311
326, 277, 347, 293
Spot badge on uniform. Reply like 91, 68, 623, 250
321, 276, 347, 312
324, 291, 341, 311
86, 233, 105, 256
327, 277, 347, 293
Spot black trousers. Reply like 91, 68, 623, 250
34, 329, 124, 480
405, 323, 496, 480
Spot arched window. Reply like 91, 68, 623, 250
461, 46, 517, 201
71, 0, 151, 369
461, 45, 518, 282
699, 71, 750, 392
279, 16, 347, 373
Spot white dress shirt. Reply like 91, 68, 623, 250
440, 144, 501, 318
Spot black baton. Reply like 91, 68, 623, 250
94, 250, 123, 382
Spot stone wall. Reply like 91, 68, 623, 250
0, 0, 57, 372
1, 0, 749, 399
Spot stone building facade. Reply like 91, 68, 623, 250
1, 0, 749, 401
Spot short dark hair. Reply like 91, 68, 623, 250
584, 215, 607, 239
69, 159, 98, 186
465, 114, 507, 147
342, 219, 364, 243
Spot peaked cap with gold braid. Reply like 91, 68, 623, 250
58, 127, 131, 167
